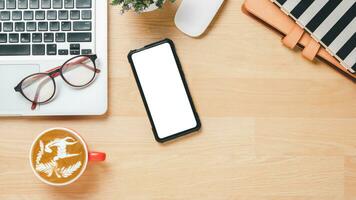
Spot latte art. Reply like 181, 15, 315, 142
35, 137, 82, 178
30, 129, 87, 184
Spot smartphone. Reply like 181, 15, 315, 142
128, 39, 201, 143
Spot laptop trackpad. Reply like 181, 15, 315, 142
0, 65, 40, 113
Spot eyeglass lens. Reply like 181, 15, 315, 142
61, 56, 97, 87
21, 73, 55, 103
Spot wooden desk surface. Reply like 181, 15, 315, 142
1, 1, 355, 199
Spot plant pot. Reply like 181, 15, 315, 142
143, 0, 166, 12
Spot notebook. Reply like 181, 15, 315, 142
271, 0, 355, 73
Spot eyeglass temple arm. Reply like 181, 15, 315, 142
22, 55, 100, 88
31, 57, 100, 110
22, 57, 99, 90
62, 56, 100, 73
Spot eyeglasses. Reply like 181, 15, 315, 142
14, 54, 100, 110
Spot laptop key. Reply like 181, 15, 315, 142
9, 33, 19, 43
81, 10, 91, 20
32, 44, 45, 55
47, 10, 57, 20
0, 34, 7, 43
12, 11, 22, 20
0, 11, 10, 20
53, 0, 62, 9
38, 22, 48, 31
70, 10, 80, 20
67, 32, 91, 42
50, 22, 59, 31
3, 22, 12, 31
0, 0, 4, 9
81, 49, 92, 55
0, 45, 30, 55
6, 0, 16, 9
24, 11, 34, 20
70, 43, 80, 49
64, 0, 73, 8
15, 22, 25, 32
41, 0, 50, 9
73, 21, 91, 31
18, 0, 28, 9
61, 21, 71, 31
70, 50, 80, 55
58, 10, 68, 20
35, 11, 45, 20
47, 44, 57, 55
26, 22, 36, 31
55, 32, 65, 42
76, 0, 91, 8
44, 33, 54, 42
58, 49, 68, 55
20, 33, 30, 43
29, 0, 39, 9
32, 33, 42, 42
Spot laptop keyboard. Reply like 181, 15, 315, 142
0, 0, 93, 56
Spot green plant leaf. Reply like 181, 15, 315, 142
111, 0, 175, 13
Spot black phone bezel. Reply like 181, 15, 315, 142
127, 38, 201, 143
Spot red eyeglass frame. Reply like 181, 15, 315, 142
14, 54, 100, 110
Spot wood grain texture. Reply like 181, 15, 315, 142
0, 0, 355, 199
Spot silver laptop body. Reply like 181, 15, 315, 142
0, 0, 107, 116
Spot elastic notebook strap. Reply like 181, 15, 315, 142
282, 24, 304, 49
302, 38, 320, 61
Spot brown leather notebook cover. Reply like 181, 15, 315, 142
242, 0, 356, 79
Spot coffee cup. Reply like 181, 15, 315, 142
29, 127, 106, 186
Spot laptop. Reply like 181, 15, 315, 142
0, 0, 107, 116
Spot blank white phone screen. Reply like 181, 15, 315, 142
132, 43, 197, 139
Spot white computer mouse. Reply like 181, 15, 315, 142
174, 0, 225, 37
